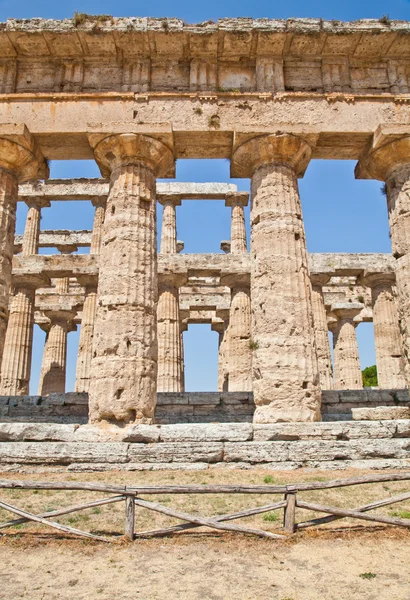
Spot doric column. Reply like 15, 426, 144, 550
212, 314, 229, 392
22, 198, 50, 256
357, 136, 410, 386
329, 307, 363, 390
0, 126, 48, 368
231, 133, 320, 423
311, 274, 333, 390
87, 132, 174, 424
180, 322, 187, 391
38, 309, 76, 395
90, 197, 106, 254
225, 192, 248, 254
222, 274, 252, 391
0, 274, 49, 395
157, 274, 186, 392
362, 273, 406, 389
159, 196, 181, 254
73, 198, 105, 392
157, 195, 184, 391
74, 278, 98, 393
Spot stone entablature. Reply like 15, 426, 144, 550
1, 18, 410, 96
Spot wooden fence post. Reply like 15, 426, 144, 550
125, 496, 135, 541
283, 493, 296, 533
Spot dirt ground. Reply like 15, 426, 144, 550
1, 468, 410, 599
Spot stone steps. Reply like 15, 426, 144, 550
1, 421, 410, 472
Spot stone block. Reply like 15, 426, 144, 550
156, 393, 189, 405
158, 423, 253, 442
188, 393, 221, 405
223, 439, 410, 464
45, 394, 66, 406
67, 462, 209, 472
0, 442, 129, 464
0, 423, 78, 442
121, 424, 161, 443
352, 406, 410, 420
64, 392, 89, 405
321, 391, 341, 405
0, 397, 9, 406
220, 392, 254, 405
127, 442, 223, 463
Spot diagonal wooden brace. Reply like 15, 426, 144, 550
0, 499, 112, 543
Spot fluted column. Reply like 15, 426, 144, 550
0, 275, 49, 395
329, 308, 362, 390
180, 322, 187, 391
357, 136, 410, 386
74, 280, 98, 393
225, 192, 248, 254
222, 274, 252, 391
22, 198, 50, 256
231, 133, 320, 423
87, 132, 174, 424
38, 310, 76, 395
311, 275, 333, 390
73, 205, 105, 393
157, 275, 186, 392
90, 197, 106, 254
157, 195, 184, 392
0, 128, 48, 368
159, 196, 181, 254
212, 316, 229, 392
362, 273, 406, 389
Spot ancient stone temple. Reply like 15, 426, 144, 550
2, 16, 410, 471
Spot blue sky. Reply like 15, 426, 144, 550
0, 0, 409, 22
4, 0, 402, 392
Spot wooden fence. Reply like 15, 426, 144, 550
1, 472, 410, 542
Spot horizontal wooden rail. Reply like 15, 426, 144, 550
1, 472, 410, 494
1, 472, 410, 542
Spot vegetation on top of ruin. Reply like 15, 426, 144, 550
73, 12, 114, 27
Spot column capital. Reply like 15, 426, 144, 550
0, 124, 49, 181
329, 303, 363, 326
356, 134, 410, 181
220, 273, 250, 289
158, 194, 182, 207
220, 240, 231, 253
311, 273, 332, 287
91, 196, 107, 209
360, 271, 396, 289
231, 133, 311, 178
158, 272, 188, 289
88, 132, 175, 178
225, 192, 249, 208
12, 273, 50, 290
25, 197, 51, 210
211, 320, 225, 334
57, 244, 78, 254
76, 274, 98, 291
44, 308, 77, 328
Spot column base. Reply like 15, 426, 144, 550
253, 403, 321, 424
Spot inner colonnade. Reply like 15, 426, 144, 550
0, 17, 409, 426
